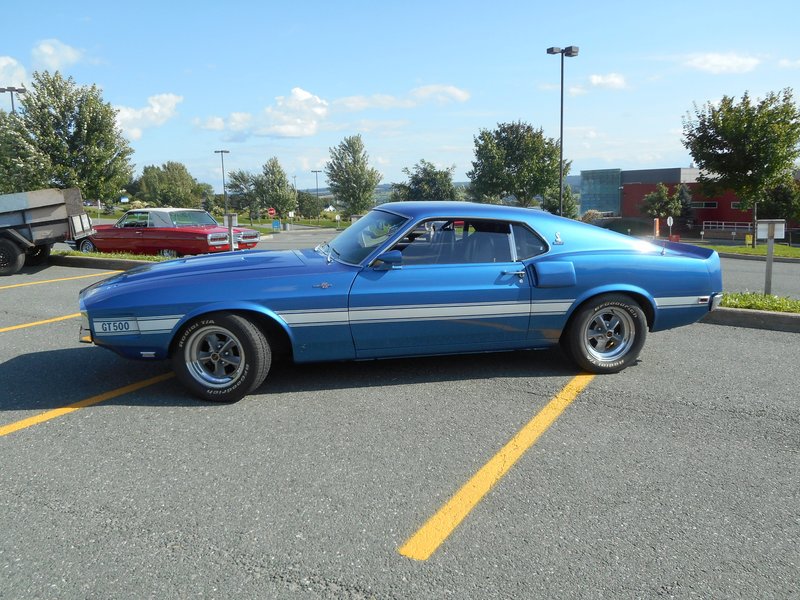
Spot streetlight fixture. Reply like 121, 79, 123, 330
0, 86, 27, 114
546, 45, 579, 216
214, 150, 234, 249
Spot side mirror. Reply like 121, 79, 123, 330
373, 249, 403, 270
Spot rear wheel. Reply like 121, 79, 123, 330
0, 239, 25, 275
564, 294, 647, 374
25, 243, 52, 266
158, 249, 178, 258
172, 313, 271, 402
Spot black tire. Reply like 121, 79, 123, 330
564, 294, 647, 374
0, 239, 26, 276
158, 249, 178, 258
24, 243, 52, 266
171, 313, 271, 402
79, 238, 97, 253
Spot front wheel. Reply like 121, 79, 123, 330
79, 238, 97, 253
172, 313, 271, 402
564, 294, 647, 374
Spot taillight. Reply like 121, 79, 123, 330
207, 232, 228, 246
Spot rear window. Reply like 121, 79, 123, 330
170, 211, 219, 227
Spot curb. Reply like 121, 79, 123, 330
50, 255, 150, 271
717, 252, 800, 264
701, 307, 800, 333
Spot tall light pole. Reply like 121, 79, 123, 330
214, 150, 233, 249
311, 170, 321, 199
546, 45, 579, 216
0, 86, 27, 114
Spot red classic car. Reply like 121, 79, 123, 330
78, 208, 261, 257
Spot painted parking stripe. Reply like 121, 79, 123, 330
0, 313, 82, 333
399, 373, 595, 561
0, 271, 120, 291
0, 373, 175, 437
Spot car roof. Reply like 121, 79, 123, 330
127, 208, 206, 213
375, 201, 561, 224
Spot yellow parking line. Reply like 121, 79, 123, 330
0, 313, 82, 333
0, 271, 120, 290
399, 373, 595, 561
0, 373, 175, 437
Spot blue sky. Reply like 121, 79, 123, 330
3, 0, 799, 194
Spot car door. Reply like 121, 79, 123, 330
348, 219, 533, 358
106, 211, 148, 252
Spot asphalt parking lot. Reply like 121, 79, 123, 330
1, 263, 798, 599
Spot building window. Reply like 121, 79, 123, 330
690, 201, 718, 209
731, 202, 741, 209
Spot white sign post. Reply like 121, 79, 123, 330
756, 219, 785, 295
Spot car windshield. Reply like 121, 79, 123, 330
325, 209, 408, 265
170, 211, 219, 227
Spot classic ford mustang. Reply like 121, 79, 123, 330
79, 202, 722, 402
77, 208, 260, 257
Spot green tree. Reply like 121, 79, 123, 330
682, 88, 800, 210
674, 183, 694, 228
760, 181, 800, 222
259, 157, 296, 218
467, 121, 562, 207
640, 183, 682, 218
0, 111, 50, 193
297, 190, 324, 218
541, 184, 579, 219
14, 71, 134, 200
390, 159, 459, 201
324, 134, 382, 216
226, 169, 260, 221
135, 162, 206, 208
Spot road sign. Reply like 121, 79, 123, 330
267, 207, 276, 216
666, 216, 673, 227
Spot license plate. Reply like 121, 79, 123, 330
94, 318, 139, 335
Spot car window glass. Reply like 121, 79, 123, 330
170, 211, 218, 226
394, 219, 514, 264
511, 223, 548, 259
149, 211, 173, 228
118, 212, 147, 228
328, 210, 408, 264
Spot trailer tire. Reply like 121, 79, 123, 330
25, 243, 52, 266
0, 239, 26, 276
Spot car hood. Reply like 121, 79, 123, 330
86, 249, 327, 290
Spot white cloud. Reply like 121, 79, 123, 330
568, 85, 588, 96
116, 93, 183, 140
335, 94, 414, 111
258, 87, 329, 137
589, 73, 627, 89
410, 84, 470, 104
197, 116, 225, 131
334, 84, 470, 112
0, 56, 27, 88
32, 39, 82, 71
779, 58, 800, 69
683, 52, 760, 74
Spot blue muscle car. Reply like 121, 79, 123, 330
79, 202, 723, 402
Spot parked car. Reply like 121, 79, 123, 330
78, 208, 260, 257
79, 201, 722, 402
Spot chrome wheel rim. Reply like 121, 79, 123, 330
185, 325, 245, 388
80, 240, 95, 253
582, 307, 635, 363
159, 249, 178, 258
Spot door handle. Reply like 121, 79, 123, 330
502, 270, 526, 279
